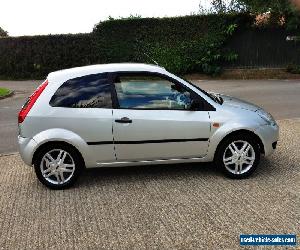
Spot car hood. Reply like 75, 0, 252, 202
216, 93, 261, 112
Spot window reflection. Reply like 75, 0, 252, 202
115, 76, 191, 110
50, 73, 112, 108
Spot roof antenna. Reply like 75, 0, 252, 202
142, 51, 159, 66
135, 39, 159, 66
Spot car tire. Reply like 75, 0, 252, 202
33, 143, 83, 189
215, 134, 260, 178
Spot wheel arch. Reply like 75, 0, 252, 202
32, 140, 86, 168
213, 129, 265, 161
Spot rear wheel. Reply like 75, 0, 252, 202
34, 144, 83, 189
215, 135, 260, 178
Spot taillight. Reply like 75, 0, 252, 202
18, 80, 48, 123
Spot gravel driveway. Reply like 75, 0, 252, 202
0, 119, 299, 249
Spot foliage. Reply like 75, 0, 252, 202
235, 0, 290, 14
210, 0, 228, 13
234, 0, 300, 29
286, 64, 300, 74
107, 14, 142, 21
202, 0, 247, 14
0, 27, 8, 37
203, 0, 300, 30
0, 34, 96, 79
0, 13, 251, 79
93, 13, 249, 75
0, 87, 10, 96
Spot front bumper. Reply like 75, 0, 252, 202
18, 136, 37, 166
255, 123, 279, 156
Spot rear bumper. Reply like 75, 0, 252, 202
255, 123, 279, 156
18, 136, 37, 166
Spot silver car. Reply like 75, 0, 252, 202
18, 63, 279, 189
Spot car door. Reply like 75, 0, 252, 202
49, 73, 116, 165
111, 72, 212, 162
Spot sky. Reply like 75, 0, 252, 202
0, 0, 209, 36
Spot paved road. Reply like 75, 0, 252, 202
0, 81, 41, 154
0, 79, 300, 154
197, 79, 300, 119
0, 119, 299, 249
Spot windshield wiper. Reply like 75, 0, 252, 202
218, 95, 224, 104
210, 93, 223, 105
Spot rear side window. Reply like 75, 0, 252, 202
49, 73, 112, 108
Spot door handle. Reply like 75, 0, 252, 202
115, 117, 132, 123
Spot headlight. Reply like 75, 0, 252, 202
256, 109, 276, 126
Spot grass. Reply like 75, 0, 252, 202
0, 87, 10, 97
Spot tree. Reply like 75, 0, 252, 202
0, 27, 8, 37
198, 0, 247, 14
210, 0, 227, 13
200, 0, 300, 29
234, 0, 300, 29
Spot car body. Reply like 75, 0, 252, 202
18, 63, 279, 189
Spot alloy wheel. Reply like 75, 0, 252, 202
40, 149, 76, 185
222, 140, 256, 175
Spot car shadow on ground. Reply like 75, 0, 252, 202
75, 161, 222, 188
72, 145, 297, 189
73, 155, 281, 190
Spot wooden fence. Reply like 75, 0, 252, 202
225, 28, 300, 68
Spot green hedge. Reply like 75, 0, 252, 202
0, 13, 253, 79
94, 13, 253, 74
0, 34, 96, 79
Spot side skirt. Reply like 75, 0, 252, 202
93, 156, 209, 168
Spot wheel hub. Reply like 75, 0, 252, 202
223, 140, 255, 175
40, 149, 76, 185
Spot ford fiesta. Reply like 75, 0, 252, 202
18, 63, 279, 189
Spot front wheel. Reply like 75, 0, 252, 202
215, 135, 260, 178
33, 144, 83, 189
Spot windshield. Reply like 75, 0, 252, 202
182, 78, 223, 104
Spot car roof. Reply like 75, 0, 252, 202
47, 63, 167, 83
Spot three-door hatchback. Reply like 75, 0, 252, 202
18, 63, 279, 189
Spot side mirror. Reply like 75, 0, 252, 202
190, 99, 202, 111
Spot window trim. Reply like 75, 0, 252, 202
110, 71, 215, 111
